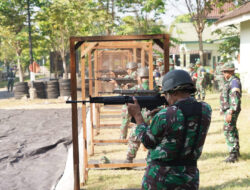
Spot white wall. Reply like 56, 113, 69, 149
240, 20, 250, 93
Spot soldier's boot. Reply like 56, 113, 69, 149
224, 152, 238, 163
236, 149, 241, 157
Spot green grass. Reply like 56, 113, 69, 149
82, 93, 250, 190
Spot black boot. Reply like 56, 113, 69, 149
224, 152, 238, 163
236, 150, 241, 157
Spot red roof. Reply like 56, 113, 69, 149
216, 2, 250, 23
207, 2, 235, 19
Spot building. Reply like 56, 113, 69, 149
167, 3, 234, 69
213, 2, 250, 93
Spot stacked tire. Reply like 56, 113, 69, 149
45, 80, 59, 99
33, 82, 46, 99
14, 82, 29, 99
59, 79, 71, 97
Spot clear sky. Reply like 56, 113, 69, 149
161, 0, 189, 25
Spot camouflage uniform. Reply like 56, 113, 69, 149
220, 75, 241, 156
196, 66, 206, 100
134, 97, 212, 189
215, 63, 225, 92
7, 69, 15, 92
120, 70, 138, 139
125, 80, 153, 160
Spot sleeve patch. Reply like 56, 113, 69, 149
231, 79, 241, 89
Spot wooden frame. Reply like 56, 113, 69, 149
70, 34, 170, 190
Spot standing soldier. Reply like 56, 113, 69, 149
7, 68, 15, 92
124, 67, 153, 163
188, 63, 197, 85
127, 70, 212, 189
196, 59, 206, 100
156, 58, 164, 76
220, 62, 241, 163
215, 59, 225, 92
119, 62, 138, 139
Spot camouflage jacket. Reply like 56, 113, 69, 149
220, 75, 242, 113
131, 80, 149, 90
124, 70, 137, 80
135, 97, 212, 163
196, 67, 205, 84
215, 65, 224, 80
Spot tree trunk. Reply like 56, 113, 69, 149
62, 54, 68, 79
17, 53, 24, 82
198, 31, 204, 66
27, 0, 33, 66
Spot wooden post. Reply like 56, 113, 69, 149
148, 42, 153, 90
141, 49, 145, 67
88, 51, 94, 155
80, 44, 88, 183
164, 34, 170, 73
133, 48, 137, 63
94, 51, 100, 136
70, 39, 80, 190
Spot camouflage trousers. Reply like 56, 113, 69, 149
223, 111, 240, 153
196, 82, 205, 99
141, 163, 199, 190
120, 105, 149, 139
119, 105, 150, 159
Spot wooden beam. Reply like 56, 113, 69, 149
71, 34, 166, 43
70, 38, 80, 190
93, 139, 128, 143
153, 39, 164, 49
163, 34, 170, 74
88, 162, 146, 169
81, 42, 98, 58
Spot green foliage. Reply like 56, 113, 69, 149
174, 14, 192, 23
213, 26, 240, 62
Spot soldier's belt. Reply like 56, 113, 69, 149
151, 159, 197, 167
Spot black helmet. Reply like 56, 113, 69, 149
126, 62, 138, 69
162, 69, 194, 93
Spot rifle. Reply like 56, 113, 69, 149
113, 89, 159, 96
66, 94, 168, 123
97, 69, 127, 77
88, 77, 137, 86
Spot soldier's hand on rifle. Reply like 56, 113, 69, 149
127, 97, 144, 125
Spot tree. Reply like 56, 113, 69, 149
214, 26, 240, 62
0, 0, 28, 82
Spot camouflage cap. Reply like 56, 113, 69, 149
221, 62, 235, 71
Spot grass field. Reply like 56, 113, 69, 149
1, 91, 249, 189
83, 92, 250, 190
